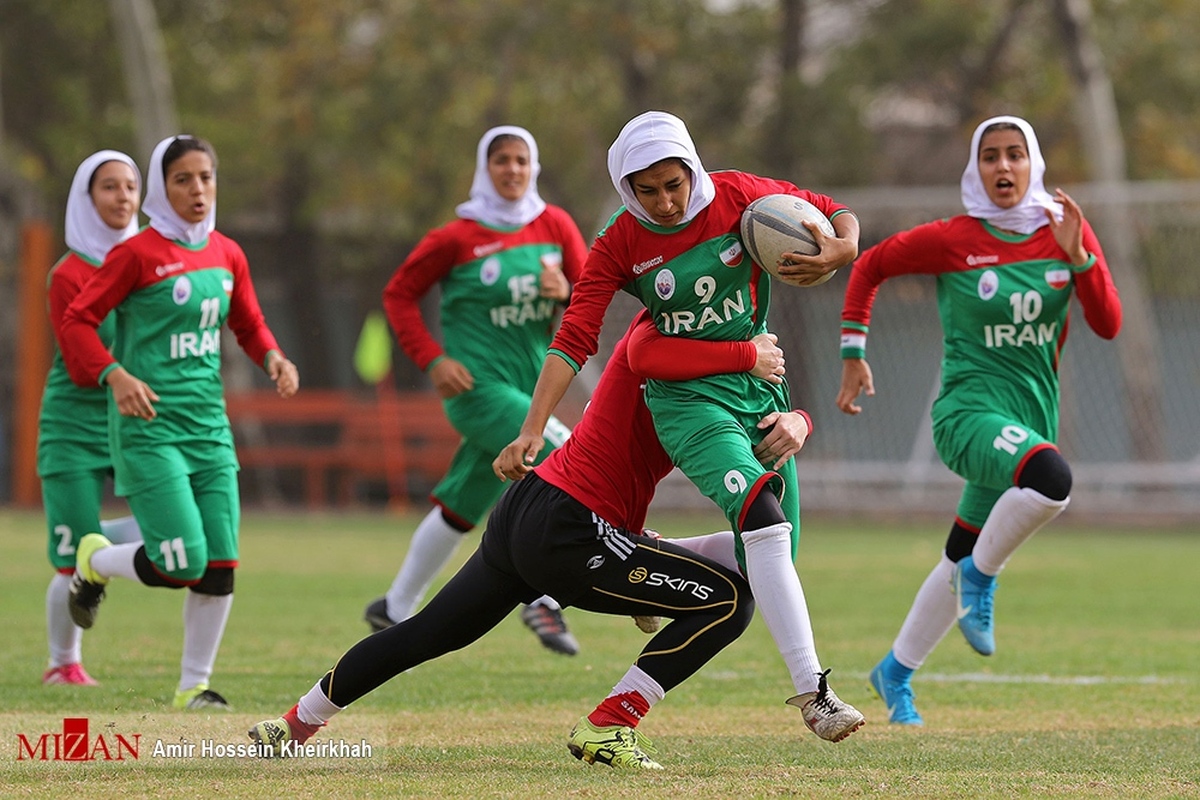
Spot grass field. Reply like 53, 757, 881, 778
1, 506, 1197, 798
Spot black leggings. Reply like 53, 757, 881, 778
322, 474, 755, 707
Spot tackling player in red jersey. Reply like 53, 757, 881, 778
248, 311, 803, 769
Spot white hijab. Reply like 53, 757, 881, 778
607, 111, 717, 227
65, 150, 140, 263
454, 126, 546, 228
961, 115, 1061, 235
143, 135, 216, 245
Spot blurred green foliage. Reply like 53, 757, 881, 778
2, 0, 1199, 259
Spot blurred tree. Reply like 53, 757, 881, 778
0, 0, 136, 208
108, 0, 178, 159
4, 0, 1200, 230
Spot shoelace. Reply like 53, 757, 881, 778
595, 725, 657, 762
528, 606, 568, 634
975, 584, 994, 627
811, 668, 842, 714
629, 728, 657, 756
73, 579, 106, 604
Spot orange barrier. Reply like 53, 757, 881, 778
224, 388, 457, 510
13, 221, 54, 507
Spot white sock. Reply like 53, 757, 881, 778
90, 542, 142, 582
665, 531, 738, 572
529, 595, 561, 611
385, 508, 465, 621
179, 592, 233, 691
46, 574, 83, 668
99, 515, 142, 545
891, 555, 957, 670
607, 664, 665, 706
972, 487, 1069, 576
741, 522, 823, 695
297, 682, 344, 726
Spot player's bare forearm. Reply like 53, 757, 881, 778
493, 354, 575, 481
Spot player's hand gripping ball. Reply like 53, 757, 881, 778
740, 194, 838, 287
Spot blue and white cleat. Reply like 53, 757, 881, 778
868, 654, 923, 726
954, 555, 997, 656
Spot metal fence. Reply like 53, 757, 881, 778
3, 180, 1198, 522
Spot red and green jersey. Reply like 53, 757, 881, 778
840, 215, 1122, 437
551, 170, 850, 412
37, 251, 117, 477
536, 312, 756, 533
59, 228, 282, 462
383, 205, 587, 392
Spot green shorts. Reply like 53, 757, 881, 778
933, 409, 1054, 529
648, 395, 800, 567
41, 468, 109, 572
124, 459, 240, 582
434, 382, 570, 527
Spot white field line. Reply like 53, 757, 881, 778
917, 672, 1186, 685
703, 671, 1187, 685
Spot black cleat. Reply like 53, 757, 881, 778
364, 597, 397, 633
521, 603, 579, 656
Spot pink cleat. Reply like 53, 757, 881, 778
43, 663, 99, 686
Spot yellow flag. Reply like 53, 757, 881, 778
353, 310, 393, 385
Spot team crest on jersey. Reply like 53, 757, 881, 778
479, 256, 501, 286
221, 278, 234, 295
1045, 268, 1071, 290
718, 236, 744, 268
540, 251, 563, 271
172, 276, 192, 305
977, 269, 999, 301
654, 268, 676, 300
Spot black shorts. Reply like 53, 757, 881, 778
483, 473, 749, 618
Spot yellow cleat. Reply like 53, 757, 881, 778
567, 716, 663, 770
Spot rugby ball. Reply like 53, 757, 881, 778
740, 194, 838, 287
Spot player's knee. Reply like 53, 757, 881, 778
741, 488, 786, 532
729, 592, 756, 634
133, 546, 192, 588
438, 506, 474, 533
142, 538, 207, 583
944, 521, 978, 562
190, 566, 235, 596
1017, 447, 1072, 501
